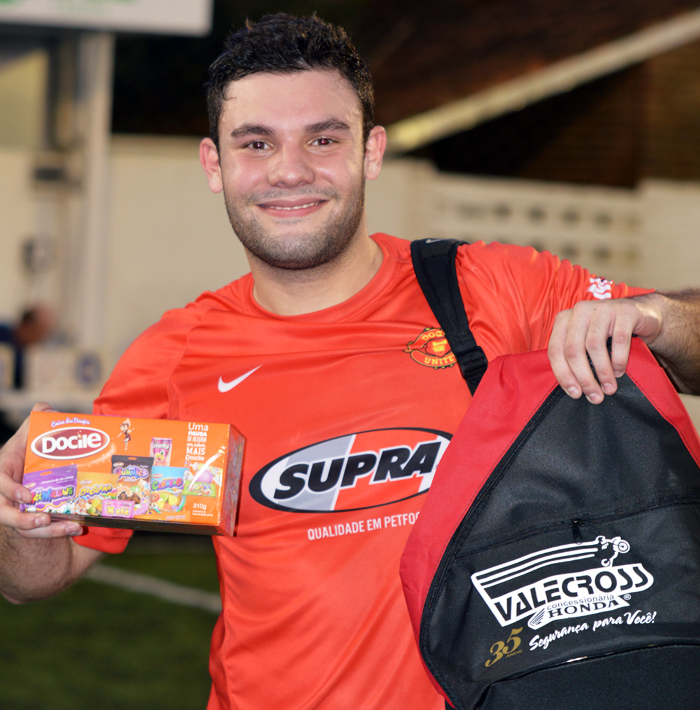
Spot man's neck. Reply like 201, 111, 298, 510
249, 233, 383, 316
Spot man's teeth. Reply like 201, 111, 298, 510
266, 201, 322, 211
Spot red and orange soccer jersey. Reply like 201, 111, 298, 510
77, 234, 650, 710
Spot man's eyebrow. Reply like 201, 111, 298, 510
228, 119, 352, 140
229, 124, 273, 140
307, 119, 351, 134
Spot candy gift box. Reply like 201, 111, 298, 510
21, 411, 244, 535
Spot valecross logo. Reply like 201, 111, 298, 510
31, 427, 110, 460
250, 428, 451, 513
472, 536, 654, 629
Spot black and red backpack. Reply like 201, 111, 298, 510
402, 239, 700, 709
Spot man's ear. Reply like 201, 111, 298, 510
200, 138, 224, 193
364, 125, 387, 181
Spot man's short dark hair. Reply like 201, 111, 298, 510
206, 14, 374, 148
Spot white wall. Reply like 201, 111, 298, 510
104, 136, 249, 363
0, 47, 57, 325
0, 49, 47, 150
365, 158, 435, 241
0, 149, 37, 319
638, 180, 700, 291
369, 158, 700, 293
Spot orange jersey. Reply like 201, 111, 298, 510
78, 234, 650, 710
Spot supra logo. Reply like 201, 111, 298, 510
405, 327, 457, 370
31, 427, 110, 460
250, 428, 451, 513
472, 536, 653, 630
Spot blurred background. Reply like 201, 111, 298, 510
2, 2, 700, 708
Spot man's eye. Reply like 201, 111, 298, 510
247, 141, 269, 150
313, 137, 335, 146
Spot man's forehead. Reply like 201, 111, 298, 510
221, 68, 361, 118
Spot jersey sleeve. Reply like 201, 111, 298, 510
456, 242, 653, 356
74, 306, 205, 554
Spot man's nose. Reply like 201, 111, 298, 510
267, 144, 315, 187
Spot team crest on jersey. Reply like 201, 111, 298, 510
250, 428, 451, 513
587, 277, 613, 300
405, 327, 457, 370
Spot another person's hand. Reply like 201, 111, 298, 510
0, 403, 83, 538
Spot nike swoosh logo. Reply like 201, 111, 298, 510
218, 366, 261, 393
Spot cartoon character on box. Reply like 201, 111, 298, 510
116, 418, 134, 451
75, 498, 89, 515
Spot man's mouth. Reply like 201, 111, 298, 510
262, 200, 325, 211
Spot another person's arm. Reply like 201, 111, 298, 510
549, 289, 700, 402
0, 404, 101, 603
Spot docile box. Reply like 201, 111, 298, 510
21, 411, 244, 535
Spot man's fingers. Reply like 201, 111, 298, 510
0, 501, 83, 538
549, 296, 668, 402
549, 307, 606, 402
548, 311, 582, 398
548, 299, 646, 404
1, 478, 32, 506
0, 402, 53, 477
2, 507, 50, 532
565, 345, 605, 404
15, 520, 84, 539
609, 326, 634, 379
580, 306, 619, 401
0, 401, 67, 538
11, 401, 52, 444
588, 304, 646, 396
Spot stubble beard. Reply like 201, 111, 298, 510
223, 183, 365, 271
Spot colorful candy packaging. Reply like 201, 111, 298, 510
150, 467, 187, 514
150, 438, 172, 466
113, 455, 153, 516
21, 411, 244, 535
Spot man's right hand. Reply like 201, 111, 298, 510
0, 403, 82, 539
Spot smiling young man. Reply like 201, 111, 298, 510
199, 68, 386, 315
1, 13, 699, 710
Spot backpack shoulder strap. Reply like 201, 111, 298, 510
410, 238, 488, 395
